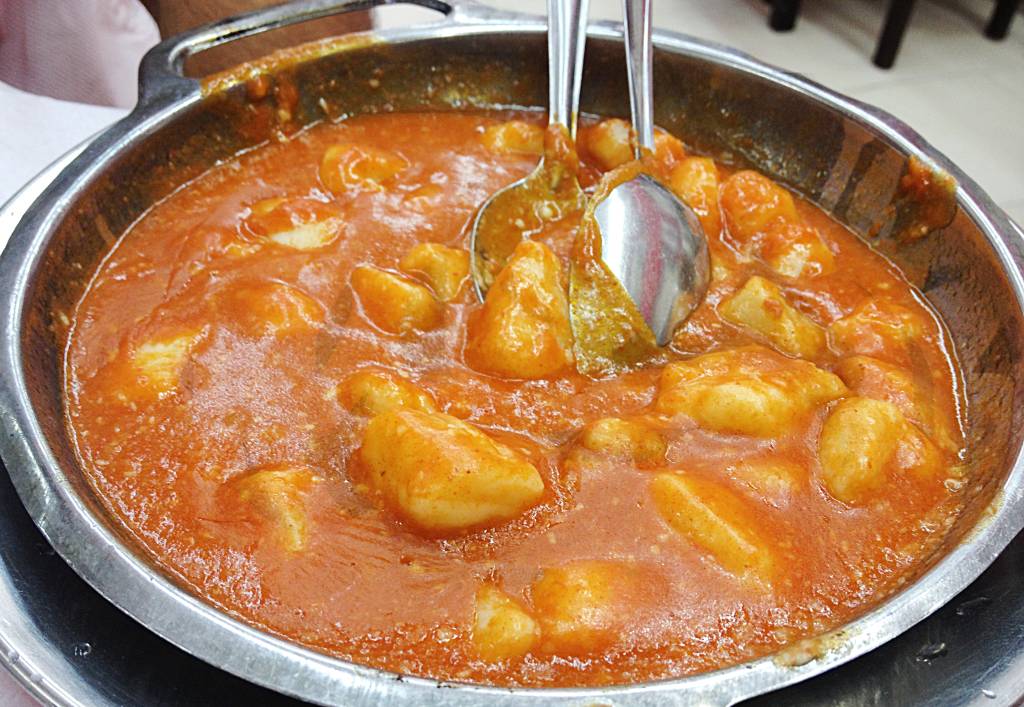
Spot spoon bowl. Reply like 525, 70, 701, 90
589, 0, 710, 344
470, 0, 589, 298
469, 139, 582, 299
595, 173, 709, 345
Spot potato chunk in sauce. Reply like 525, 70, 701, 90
654, 346, 846, 437
127, 328, 205, 400
576, 416, 667, 467
718, 275, 825, 358
66, 112, 966, 688
465, 240, 574, 379
472, 584, 540, 661
719, 170, 834, 279
530, 560, 657, 655
231, 465, 319, 553
358, 409, 545, 534
350, 264, 446, 334
243, 196, 343, 251
669, 156, 723, 238
818, 397, 940, 505
217, 280, 324, 338
399, 242, 471, 302
650, 472, 775, 587
337, 368, 437, 416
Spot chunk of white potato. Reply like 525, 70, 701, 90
759, 221, 835, 279
246, 197, 342, 251
338, 368, 436, 416
399, 243, 470, 302
358, 409, 544, 534
650, 472, 774, 586
654, 345, 846, 437
669, 156, 722, 238
268, 222, 338, 250
835, 356, 922, 424
472, 584, 539, 661
719, 275, 825, 358
577, 417, 666, 467
584, 118, 633, 171
235, 465, 318, 552
350, 265, 445, 334
318, 143, 408, 194
583, 120, 685, 171
480, 120, 544, 156
465, 240, 573, 379
719, 170, 799, 247
727, 459, 802, 499
835, 355, 960, 454
828, 298, 927, 359
818, 397, 939, 505
653, 130, 687, 168
530, 560, 643, 655
130, 328, 204, 398
219, 280, 324, 338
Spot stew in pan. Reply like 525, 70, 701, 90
65, 110, 966, 686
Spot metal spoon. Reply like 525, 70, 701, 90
469, 0, 590, 298
593, 0, 709, 345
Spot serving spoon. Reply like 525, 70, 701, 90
592, 0, 709, 346
469, 0, 590, 297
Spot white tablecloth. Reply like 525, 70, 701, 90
0, 79, 128, 707
0, 81, 127, 207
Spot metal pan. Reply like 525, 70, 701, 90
1, 1, 1022, 704
3, 160, 1024, 707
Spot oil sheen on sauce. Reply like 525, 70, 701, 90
64, 111, 967, 687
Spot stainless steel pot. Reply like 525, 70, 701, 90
1, 1, 1023, 704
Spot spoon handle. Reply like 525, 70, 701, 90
548, 0, 590, 139
623, 0, 654, 155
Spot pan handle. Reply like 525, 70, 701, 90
137, 0, 457, 104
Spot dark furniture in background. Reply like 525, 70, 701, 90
987, 0, 1022, 37
768, 0, 1020, 68
874, 0, 917, 68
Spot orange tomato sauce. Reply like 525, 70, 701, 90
65, 111, 966, 686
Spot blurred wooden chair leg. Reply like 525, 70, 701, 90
873, 0, 917, 69
769, 0, 802, 31
986, 0, 1021, 39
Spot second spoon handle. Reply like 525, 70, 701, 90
548, 0, 590, 139
623, 0, 654, 155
